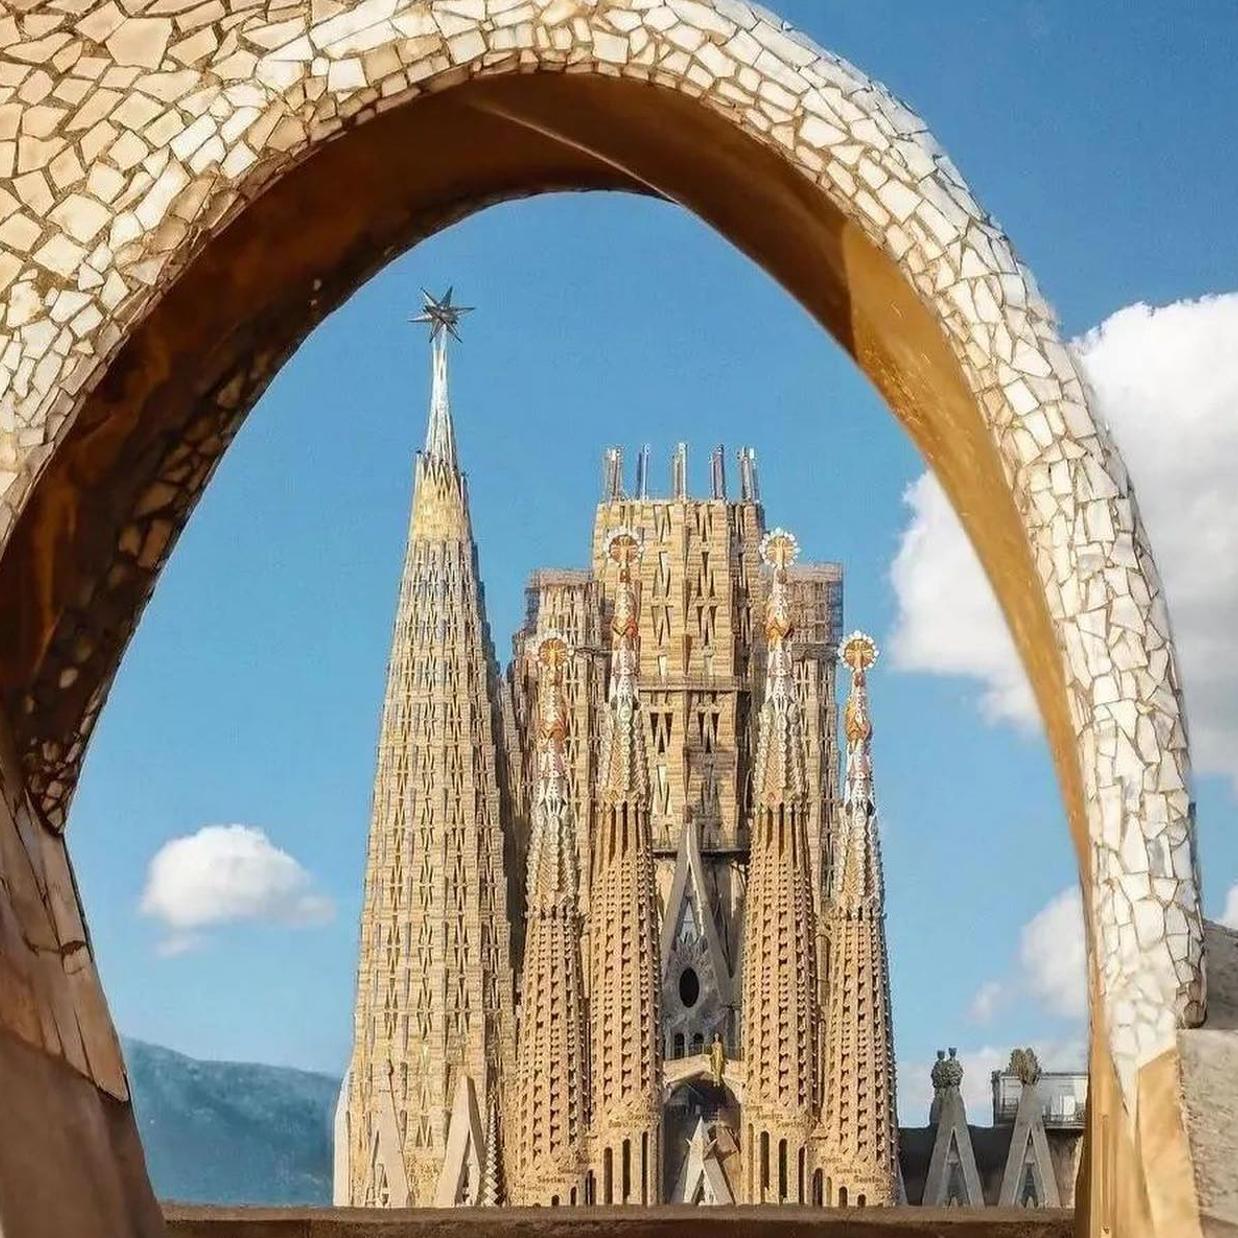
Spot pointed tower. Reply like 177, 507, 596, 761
819, 631, 899, 1205
588, 529, 663, 1205
740, 527, 819, 1205
997, 1050, 1061, 1207
337, 291, 516, 1207
922, 1050, 983, 1207
509, 633, 589, 1205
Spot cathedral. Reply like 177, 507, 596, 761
334, 293, 902, 1209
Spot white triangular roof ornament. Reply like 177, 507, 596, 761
672, 1118, 735, 1205
997, 1080, 1061, 1207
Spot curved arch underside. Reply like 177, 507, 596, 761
0, 2, 1217, 1235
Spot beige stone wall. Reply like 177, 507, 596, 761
0, 699, 161, 1236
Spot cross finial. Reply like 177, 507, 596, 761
840, 630, 879, 675
759, 527, 800, 573
606, 529, 642, 577
536, 632, 570, 681
410, 286, 473, 343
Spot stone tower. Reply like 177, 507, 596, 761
509, 633, 589, 1205
740, 528, 820, 1204
587, 529, 664, 1205
818, 632, 899, 1205
335, 293, 516, 1207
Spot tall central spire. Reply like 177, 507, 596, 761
411, 287, 472, 470
338, 289, 515, 1209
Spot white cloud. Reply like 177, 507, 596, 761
889, 292, 1238, 791
888, 472, 1036, 728
1018, 886, 1088, 1019
965, 886, 1087, 1029
140, 824, 334, 954
1222, 883, 1238, 931
967, 979, 1005, 1024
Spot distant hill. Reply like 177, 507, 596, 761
123, 1037, 339, 1205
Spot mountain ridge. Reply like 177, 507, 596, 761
123, 1036, 339, 1205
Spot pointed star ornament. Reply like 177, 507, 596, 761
410, 287, 473, 343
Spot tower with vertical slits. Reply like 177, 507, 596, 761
336, 294, 515, 1208
509, 633, 590, 1205
818, 632, 900, 1205
740, 528, 820, 1204
586, 529, 664, 1205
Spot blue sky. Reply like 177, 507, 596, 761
69, 3, 1238, 1122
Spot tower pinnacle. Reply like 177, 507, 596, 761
589, 525, 662, 1203
411, 288, 472, 469
511, 632, 589, 1204
741, 526, 819, 1202
338, 292, 514, 1208
819, 628, 899, 1203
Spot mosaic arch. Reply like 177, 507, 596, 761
0, 1, 1217, 1234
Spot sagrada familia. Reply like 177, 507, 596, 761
332, 294, 1082, 1210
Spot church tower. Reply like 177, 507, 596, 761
587, 529, 663, 1205
509, 633, 589, 1205
818, 631, 899, 1205
740, 528, 820, 1204
336, 292, 516, 1208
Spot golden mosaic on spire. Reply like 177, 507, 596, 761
534, 631, 570, 748
760, 527, 799, 643
840, 631, 878, 746
840, 629, 879, 675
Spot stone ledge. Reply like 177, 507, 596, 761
163, 1205, 1073, 1238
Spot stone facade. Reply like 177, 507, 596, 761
0, 2, 1221, 1233
339, 323, 900, 1207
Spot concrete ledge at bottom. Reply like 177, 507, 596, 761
163, 1206, 1073, 1238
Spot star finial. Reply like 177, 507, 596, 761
410, 286, 473, 343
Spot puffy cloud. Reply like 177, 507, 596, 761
889, 293, 1238, 791
967, 979, 1005, 1024
140, 825, 334, 955
965, 886, 1087, 1027
1018, 886, 1088, 1019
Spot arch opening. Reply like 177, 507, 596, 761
0, 8, 1208, 1234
